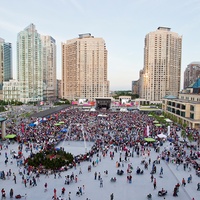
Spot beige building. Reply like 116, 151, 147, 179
61, 33, 109, 101
3, 79, 20, 101
141, 27, 182, 101
162, 78, 200, 128
41, 35, 57, 101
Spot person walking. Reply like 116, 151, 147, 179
110, 193, 114, 200
182, 178, 186, 187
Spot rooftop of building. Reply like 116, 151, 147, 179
188, 61, 200, 65
169, 98, 200, 105
78, 33, 94, 39
163, 94, 177, 99
157, 27, 171, 31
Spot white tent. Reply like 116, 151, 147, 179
98, 114, 107, 117
165, 118, 173, 123
157, 133, 167, 139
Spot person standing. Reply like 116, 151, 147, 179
153, 178, 157, 189
75, 175, 78, 183
24, 179, 27, 187
44, 183, 47, 192
94, 172, 97, 180
151, 174, 154, 182
1, 188, 6, 199
79, 186, 82, 195
10, 188, 13, 198
100, 178, 103, 188
82, 185, 85, 194
61, 187, 65, 195
160, 167, 163, 175
197, 182, 200, 191
98, 172, 101, 180
53, 188, 57, 199
189, 174, 192, 183
68, 192, 71, 200
13, 174, 16, 184
110, 193, 114, 200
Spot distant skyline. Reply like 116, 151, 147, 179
0, 0, 200, 90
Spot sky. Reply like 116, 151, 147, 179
0, 0, 200, 91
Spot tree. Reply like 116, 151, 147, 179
183, 123, 187, 129
181, 130, 186, 139
187, 133, 193, 143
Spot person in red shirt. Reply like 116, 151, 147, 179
1, 188, 6, 198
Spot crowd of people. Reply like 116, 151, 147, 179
0, 106, 200, 199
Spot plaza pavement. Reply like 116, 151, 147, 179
0, 140, 199, 200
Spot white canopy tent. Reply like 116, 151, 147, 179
157, 133, 167, 139
165, 118, 173, 123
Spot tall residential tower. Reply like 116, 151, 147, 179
141, 27, 182, 101
0, 38, 12, 96
16, 24, 57, 103
41, 35, 57, 101
62, 33, 109, 101
17, 24, 43, 103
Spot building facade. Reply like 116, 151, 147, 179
41, 35, 57, 101
17, 24, 43, 103
132, 80, 139, 95
184, 62, 200, 89
3, 79, 20, 101
141, 27, 182, 102
0, 38, 12, 99
57, 79, 62, 99
13, 24, 57, 103
62, 33, 109, 101
162, 78, 200, 129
